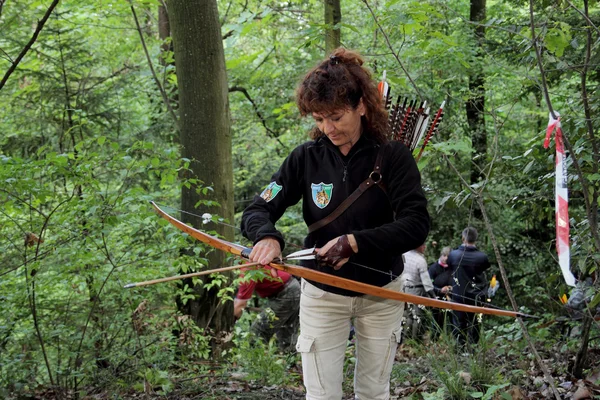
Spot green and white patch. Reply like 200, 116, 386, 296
260, 182, 283, 202
311, 182, 333, 209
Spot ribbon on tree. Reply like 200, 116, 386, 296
543, 112, 576, 287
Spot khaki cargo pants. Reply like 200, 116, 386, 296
296, 278, 404, 400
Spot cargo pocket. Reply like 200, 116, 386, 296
301, 278, 326, 299
378, 328, 402, 382
296, 334, 326, 396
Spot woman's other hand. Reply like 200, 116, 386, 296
317, 234, 358, 270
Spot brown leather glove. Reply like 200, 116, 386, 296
317, 235, 355, 270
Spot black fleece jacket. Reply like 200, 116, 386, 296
241, 134, 430, 296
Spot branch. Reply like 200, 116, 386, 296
80, 65, 136, 93
578, 0, 599, 237
528, 1, 556, 120
361, 0, 423, 100
528, 0, 600, 251
443, 154, 562, 400
129, 1, 179, 127
565, 0, 600, 36
0, 0, 60, 91
228, 85, 286, 153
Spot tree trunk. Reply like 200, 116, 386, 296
167, 0, 235, 337
467, 0, 486, 185
324, 0, 341, 54
158, 3, 171, 64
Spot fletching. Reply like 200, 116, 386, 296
378, 71, 445, 157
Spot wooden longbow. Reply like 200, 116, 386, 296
142, 201, 534, 319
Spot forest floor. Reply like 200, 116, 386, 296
187, 333, 600, 400
10, 327, 600, 399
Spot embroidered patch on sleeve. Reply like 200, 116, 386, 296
311, 182, 333, 209
260, 182, 283, 202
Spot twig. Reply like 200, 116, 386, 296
0, 0, 59, 91
565, 0, 600, 36
361, 0, 423, 100
129, 1, 179, 126
578, 0, 599, 238
229, 86, 286, 153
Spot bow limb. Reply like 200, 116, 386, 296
267, 261, 533, 319
151, 201, 251, 258
151, 201, 534, 319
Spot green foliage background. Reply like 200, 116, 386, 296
0, 0, 599, 396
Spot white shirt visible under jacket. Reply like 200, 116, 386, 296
401, 250, 434, 295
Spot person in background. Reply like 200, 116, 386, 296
401, 243, 435, 341
241, 48, 430, 399
234, 267, 300, 352
428, 246, 453, 340
448, 227, 490, 346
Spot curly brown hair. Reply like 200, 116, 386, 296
296, 48, 389, 144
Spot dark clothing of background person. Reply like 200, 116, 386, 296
428, 259, 453, 340
448, 244, 490, 345
429, 260, 454, 297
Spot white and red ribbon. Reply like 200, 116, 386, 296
544, 112, 576, 287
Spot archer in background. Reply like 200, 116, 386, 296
448, 227, 491, 347
401, 243, 435, 342
240, 48, 430, 399
234, 267, 300, 352
428, 246, 453, 341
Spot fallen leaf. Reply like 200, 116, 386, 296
459, 371, 471, 385
573, 385, 592, 400
508, 386, 525, 399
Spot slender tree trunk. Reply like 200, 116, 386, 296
168, 0, 235, 337
572, 314, 592, 378
158, 4, 171, 65
324, 0, 341, 54
467, 0, 486, 185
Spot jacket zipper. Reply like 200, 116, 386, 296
329, 145, 377, 183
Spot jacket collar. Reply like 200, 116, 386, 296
317, 133, 379, 157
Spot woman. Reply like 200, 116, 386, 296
241, 48, 429, 399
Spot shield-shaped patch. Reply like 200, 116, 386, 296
311, 182, 333, 209
260, 182, 283, 202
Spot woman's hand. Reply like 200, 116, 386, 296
249, 237, 282, 266
317, 234, 358, 270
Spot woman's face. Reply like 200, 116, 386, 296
312, 100, 365, 155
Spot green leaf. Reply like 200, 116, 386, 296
589, 292, 600, 309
